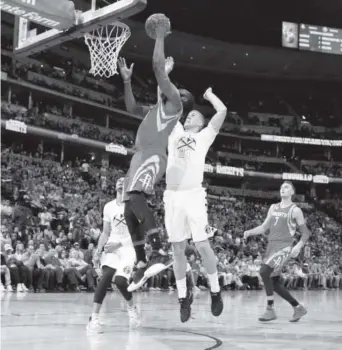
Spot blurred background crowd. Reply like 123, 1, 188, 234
1, 29, 342, 295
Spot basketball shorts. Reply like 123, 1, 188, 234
164, 187, 208, 243
123, 149, 167, 200
263, 243, 292, 276
101, 246, 136, 280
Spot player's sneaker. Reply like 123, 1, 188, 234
128, 253, 174, 292
87, 317, 104, 334
289, 304, 307, 322
210, 291, 223, 317
144, 250, 174, 279
127, 305, 141, 328
22, 284, 29, 292
179, 287, 193, 323
259, 305, 277, 322
6, 285, 13, 292
127, 262, 148, 292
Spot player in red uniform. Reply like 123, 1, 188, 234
244, 181, 310, 322
117, 15, 195, 291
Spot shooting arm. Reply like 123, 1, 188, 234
293, 207, 311, 249
207, 91, 227, 133
153, 36, 182, 111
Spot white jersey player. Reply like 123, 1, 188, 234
164, 87, 227, 322
87, 178, 140, 334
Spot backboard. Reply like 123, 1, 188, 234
2, 0, 147, 57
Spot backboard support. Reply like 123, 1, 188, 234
12, 0, 147, 57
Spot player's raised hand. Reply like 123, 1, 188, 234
155, 15, 171, 38
118, 57, 134, 81
203, 87, 213, 100
104, 241, 122, 253
165, 57, 174, 75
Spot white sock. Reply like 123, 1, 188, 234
91, 313, 99, 321
207, 272, 220, 293
176, 277, 187, 299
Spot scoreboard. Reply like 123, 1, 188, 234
282, 22, 342, 56
299, 24, 342, 55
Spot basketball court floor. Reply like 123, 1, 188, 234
1, 290, 341, 350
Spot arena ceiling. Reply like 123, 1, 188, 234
131, 0, 342, 48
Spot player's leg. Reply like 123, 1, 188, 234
172, 241, 194, 322
272, 275, 307, 322
124, 194, 147, 265
189, 189, 223, 317
164, 190, 193, 322
259, 246, 293, 321
87, 265, 116, 333
125, 192, 173, 291
114, 262, 140, 328
124, 195, 153, 290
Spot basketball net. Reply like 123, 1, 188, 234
84, 22, 131, 78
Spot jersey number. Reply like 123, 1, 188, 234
274, 217, 279, 226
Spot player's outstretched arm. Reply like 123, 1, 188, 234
118, 57, 150, 117
243, 205, 274, 240
152, 17, 182, 113
204, 88, 227, 133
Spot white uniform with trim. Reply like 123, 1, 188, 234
101, 199, 136, 279
164, 122, 218, 242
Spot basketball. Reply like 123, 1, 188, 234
145, 13, 171, 39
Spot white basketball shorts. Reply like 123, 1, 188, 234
101, 246, 136, 280
163, 187, 208, 243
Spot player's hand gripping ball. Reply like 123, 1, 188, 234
145, 13, 171, 39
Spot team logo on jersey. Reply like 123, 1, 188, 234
129, 155, 160, 192
113, 214, 126, 228
156, 102, 180, 131
177, 136, 196, 158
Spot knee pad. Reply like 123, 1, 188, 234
259, 264, 273, 278
114, 275, 128, 289
114, 275, 132, 301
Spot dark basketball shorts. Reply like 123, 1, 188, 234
264, 242, 292, 276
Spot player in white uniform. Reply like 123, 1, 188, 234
87, 178, 140, 333
164, 87, 227, 322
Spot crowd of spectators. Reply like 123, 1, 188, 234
2, 99, 342, 178
2, 44, 342, 139
1, 145, 341, 294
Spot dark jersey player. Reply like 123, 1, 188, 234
244, 181, 310, 322
117, 17, 194, 292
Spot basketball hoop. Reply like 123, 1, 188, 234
84, 22, 131, 78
